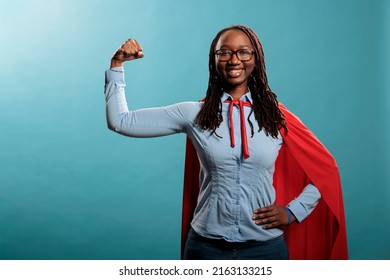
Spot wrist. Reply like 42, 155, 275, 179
285, 207, 296, 225
110, 58, 124, 68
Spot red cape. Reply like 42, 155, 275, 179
181, 103, 348, 259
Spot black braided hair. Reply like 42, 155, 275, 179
194, 25, 287, 138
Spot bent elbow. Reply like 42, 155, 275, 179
106, 112, 134, 136
106, 121, 116, 132
106, 116, 121, 134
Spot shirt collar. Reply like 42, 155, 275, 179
222, 91, 253, 104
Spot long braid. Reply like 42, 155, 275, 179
195, 25, 287, 138
194, 32, 225, 135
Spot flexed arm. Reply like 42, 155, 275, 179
105, 39, 195, 138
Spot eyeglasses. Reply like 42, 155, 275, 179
215, 49, 255, 62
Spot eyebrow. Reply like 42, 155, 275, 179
218, 44, 253, 49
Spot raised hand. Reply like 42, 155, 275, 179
111, 39, 144, 68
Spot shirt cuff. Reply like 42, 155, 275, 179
105, 67, 125, 84
286, 182, 321, 223
285, 202, 306, 223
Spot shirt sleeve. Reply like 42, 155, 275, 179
286, 183, 321, 222
104, 68, 194, 137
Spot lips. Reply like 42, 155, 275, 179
226, 68, 244, 78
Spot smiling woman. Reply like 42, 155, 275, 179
104, 25, 348, 260
0, 0, 388, 262
214, 29, 256, 98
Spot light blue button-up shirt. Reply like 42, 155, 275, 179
105, 67, 321, 242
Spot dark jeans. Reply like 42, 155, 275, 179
183, 228, 289, 260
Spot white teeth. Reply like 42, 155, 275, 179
227, 69, 243, 77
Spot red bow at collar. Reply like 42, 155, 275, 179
224, 99, 252, 159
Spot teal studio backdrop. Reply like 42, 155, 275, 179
0, 0, 389, 260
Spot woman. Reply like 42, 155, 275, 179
105, 25, 348, 259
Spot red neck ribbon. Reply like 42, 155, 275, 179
224, 99, 252, 159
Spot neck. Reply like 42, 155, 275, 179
225, 84, 248, 100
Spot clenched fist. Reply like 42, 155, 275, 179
111, 39, 144, 68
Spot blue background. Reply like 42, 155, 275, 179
0, 0, 389, 259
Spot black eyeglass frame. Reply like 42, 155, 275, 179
214, 49, 255, 62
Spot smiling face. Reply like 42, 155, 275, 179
214, 29, 256, 97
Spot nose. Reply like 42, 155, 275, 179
229, 52, 241, 64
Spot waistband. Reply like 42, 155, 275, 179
187, 227, 285, 248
